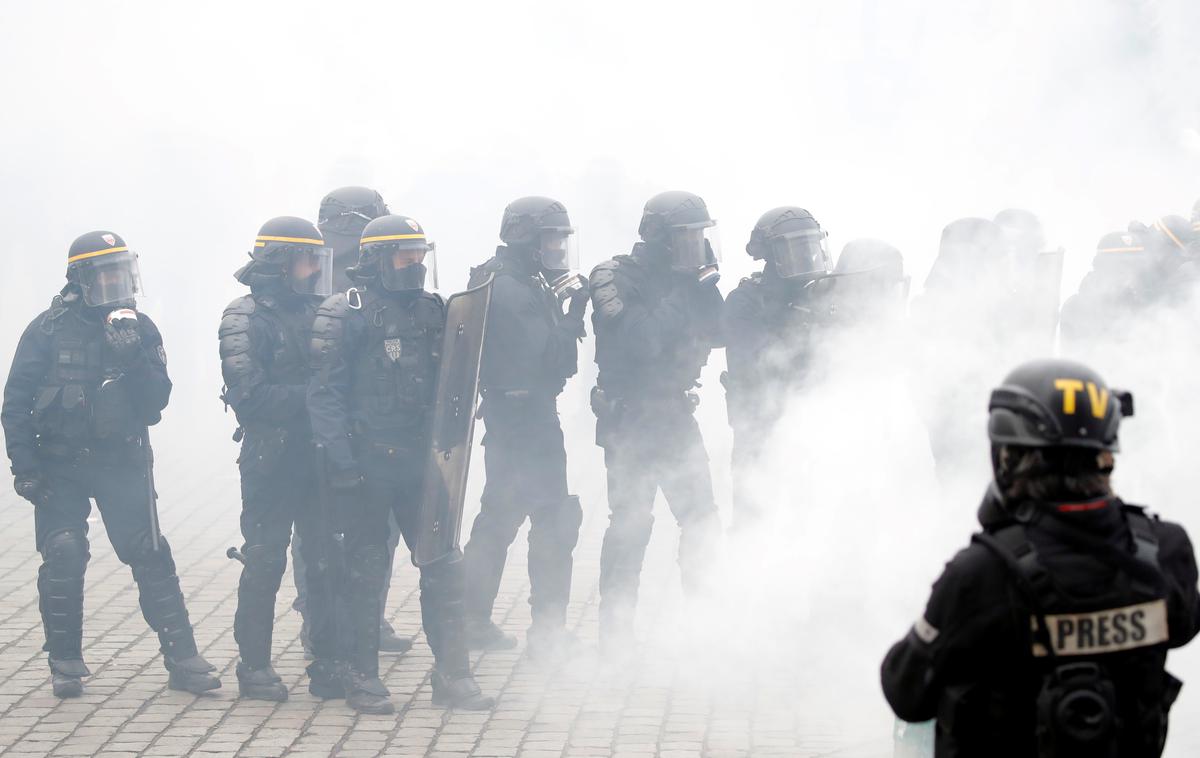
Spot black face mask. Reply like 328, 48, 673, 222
380, 261, 428, 292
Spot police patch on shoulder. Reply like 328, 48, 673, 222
156, 344, 167, 365
1032, 599, 1168, 657
384, 338, 402, 362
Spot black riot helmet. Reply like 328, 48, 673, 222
66, 231, 144, 307
318, 186, 390, 237
1091, 230, 1145, 271
1146, 214, 1195, 257
356, 214, 437, 292
637, 190, 720, 272
499, 196, 577, 272
746, 206, 830, 281
235, 216, 333, 296
988, 359, 1132, 453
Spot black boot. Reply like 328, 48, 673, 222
306, 659, 346, 700
49, 658, 90, 699
166, 654, 221, 694
464, 617, 517, 651
236, 662, 287, 702
379, 621, 412, 654
431, 670, 495, 710
346, 671, 393, 715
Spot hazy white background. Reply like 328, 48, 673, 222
2, 0, 1199, 753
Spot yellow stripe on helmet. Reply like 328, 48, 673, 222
1154, 220, 1185, 250
360, 233, 426, 244
1097, 246, 1144, 254
255, 235, 325, 246
66, 246, 129, 263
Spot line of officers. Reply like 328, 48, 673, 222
3, 187, 1198, 737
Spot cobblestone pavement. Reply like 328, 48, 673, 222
0, 447, 1196, 758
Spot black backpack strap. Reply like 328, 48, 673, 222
972, 525, 1059, 659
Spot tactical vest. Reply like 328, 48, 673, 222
469, 255, 563, 394
593, 254, 709, 399
950, 506, 1178, 758
347, 288, 444, 448
258, 295, 315, 390
33, 297, 140, 446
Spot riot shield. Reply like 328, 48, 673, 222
1031, 247, 1065, 348
414, 274, 494, 566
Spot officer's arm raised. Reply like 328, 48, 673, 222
120, 313, 172, 423
590, 263, 688, 360
1, 318, 53, 476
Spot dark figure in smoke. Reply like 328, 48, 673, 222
722, 207, 831, 528
993, 209, 1063, 355
289, 186, 411, 657
910, 218, 1011, 487
2, 232, 220, 698
822, 238, 909, 329
460, 197, 588, 660
1058, 221, 1196, 358
589, 190, 724, 654
307, 214, 493, 713
219, 217, 336, 701
881, 358, 1200, 757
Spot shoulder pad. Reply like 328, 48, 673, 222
218, 296, 255, 339
591, 263, 624, 320
316, 292, 352, 318
590, 259, 618, 286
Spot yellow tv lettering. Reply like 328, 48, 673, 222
1054, 378, 1084, 414
1086, 382, 1109, 419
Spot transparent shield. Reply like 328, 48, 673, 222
538, 229, 579, 273
668, 221, 717, 272
290, 246, 334, 297
80, 251, 143, 307
772, 229, 830, 279
380, 243, 437, 291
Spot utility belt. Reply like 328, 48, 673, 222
478, 388, 558, 416
35, 434, 144, 464
590, 386, 699, 420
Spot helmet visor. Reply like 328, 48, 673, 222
77, 250, 143, 307
289, 246, 334, 297
771, 229, 830, 279
379, 241, 437, 291
668, 222, 720, 272
538, 228, 579, 273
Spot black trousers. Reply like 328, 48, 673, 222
233, 438, 332, 669
336, 446, 470, 680
463, 395, 582, 629
33, 449, 200, 666
596, 399, 720, 631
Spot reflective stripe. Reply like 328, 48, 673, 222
1097, 246, 1144, 254
361, 233, 426, 243
66, 246, 128, 263
255, 235, 324, 245
1154, 220, 1185, 250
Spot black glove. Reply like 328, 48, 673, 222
104, 312, 142, 366
13, 473, 42, 505
567, 274, 590, 320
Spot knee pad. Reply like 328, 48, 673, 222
348, 544, 387, 593
418, 550, 464, 596
609, 506, 653, 538
241, 543, 287, 592
532, 496, 583, 545
121, 531, 176, 573
42, 530, 90, 576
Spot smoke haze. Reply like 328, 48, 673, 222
2, 0, 1199, 754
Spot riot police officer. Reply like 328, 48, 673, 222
722, 207, 831, 527
589, 190, 724, 654
220, 217, 335, 701
2, 231, 220, 698
298, 185, 410, 656
318, 186, 390, 292
881, 359, 1200, 757
461, 196, 588, 660
308, 214, 493, 713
